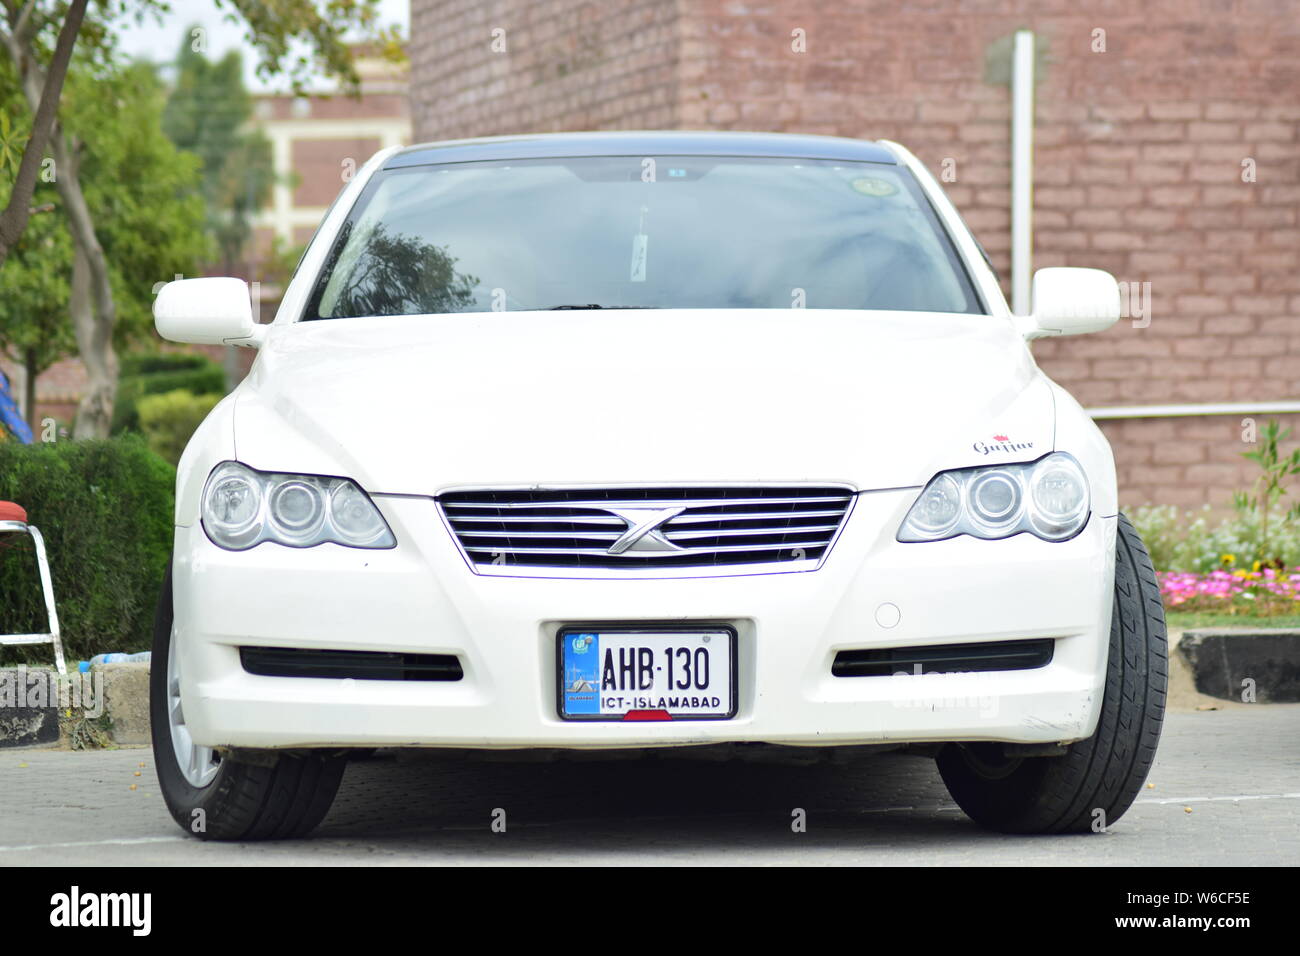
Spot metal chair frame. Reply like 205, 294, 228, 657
0, 518, 66, 675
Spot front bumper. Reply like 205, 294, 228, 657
173, 490, 1116, 750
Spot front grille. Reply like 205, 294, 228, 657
438, 485, 854, 576
240, 647, 463, 681
832, 639, 1055, 677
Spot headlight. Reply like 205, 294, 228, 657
898, 452, 1089, 543
201, 461, 395, 550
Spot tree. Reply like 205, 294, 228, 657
0, 46, 73, 430
0, 0, 86, 268
163, 31, 274, 274
68, 60, 210, 343
0, 53, 208, 431
0, 0, 402, 436
0, 178, 73, 430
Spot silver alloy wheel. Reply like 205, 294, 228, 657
167, 625, 220, 788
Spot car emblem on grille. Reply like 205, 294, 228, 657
605, 506, 687, 555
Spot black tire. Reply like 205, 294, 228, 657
150, 561, 346, 841
936, 513, 1168, 834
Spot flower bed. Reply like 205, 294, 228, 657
1159, 557, 1300, 616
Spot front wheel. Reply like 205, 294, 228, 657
937, 513, 1168, 834
150, 561, 346, 840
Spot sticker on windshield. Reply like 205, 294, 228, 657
630, 233, 648, 282
630, 205, 649, 282
850, 176, 898, 197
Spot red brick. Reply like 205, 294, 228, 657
1147, 102, 1201, 121
1152, 441, 1206, 465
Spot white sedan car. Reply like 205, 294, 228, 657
150, 131, 1167, 840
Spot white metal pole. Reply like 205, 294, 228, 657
1011, 29, 1035, 316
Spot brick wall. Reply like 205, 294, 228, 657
408, 0, 1300, 511
409, 0, 681, 136
290, 137, 384, 206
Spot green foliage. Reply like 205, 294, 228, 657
261, 233, 309, 288
0, 436, 175, 664
0, 60, 75, 386
0, 109, 27, 175
1167, 611, 1300, 630
211, 0, 407, 95
162, 32, 274, 270
0, 0, 400, 273
1233, 420, 1300, 558
0, 52, 208, 374
0, 183, 75, 387
62, 60, 211, 345
111, 351, 226, 433
1130, 503, 1300, 574
136, 388, 221, 466
1132, 420, 1300, 574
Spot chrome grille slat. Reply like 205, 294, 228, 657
462, 536, 833, 555
441, 520, 624, 528
662, 524, 841, 540
443, 495, 851, 510
455, 529, 624, 540
665, 508, 848, 524
438, 485, 855, 576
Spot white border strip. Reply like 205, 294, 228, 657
1011, 29, 1035, 316
1087, 401, 1300, 420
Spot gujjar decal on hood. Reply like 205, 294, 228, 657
972, 434, 1039, 458
232, 309, 1055, 494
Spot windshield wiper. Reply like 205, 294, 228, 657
546, 304, 661, 310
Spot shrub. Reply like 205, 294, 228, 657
1132, 420, 1300, 576
137, 389, 221, 466
111, 351, 225, 434
1130, 503, 1300, 574
0, 435, 175, 664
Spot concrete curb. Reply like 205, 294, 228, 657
98, 663, 151, 745
0, 667, 61, 748
1179, 628, 1300, 703
0, 662, 151, 748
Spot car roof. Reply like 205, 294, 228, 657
386, 130, 900, 168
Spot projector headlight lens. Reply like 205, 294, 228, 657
329, 482, 391, 546
203, 470, 261, 548
899, 452, 1089, 543
908, 473, 962, 537
1028, 454, 1090, 540
201, 462, 394, 551
968, 471, 1022, 528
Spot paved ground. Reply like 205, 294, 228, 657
1, 705, 1297, 865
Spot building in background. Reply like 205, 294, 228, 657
407, 0, 1300, 511
252, 51, 410, 255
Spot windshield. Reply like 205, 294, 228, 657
306, 156, 983, 318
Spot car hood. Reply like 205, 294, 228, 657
233, 309, 1054, 493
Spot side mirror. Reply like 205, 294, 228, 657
1023, 267, 1121, 339
154, 277, 264, 347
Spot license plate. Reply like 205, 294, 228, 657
558, 627, 737, 721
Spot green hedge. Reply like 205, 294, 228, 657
0, 436, 175, 664
111, 352, 225, 434
137, 389, 221, 466
120, 353, 213, 377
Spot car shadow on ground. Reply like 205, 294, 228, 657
310, 747, 1020, 855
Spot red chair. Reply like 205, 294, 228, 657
0, 500, 66, 674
